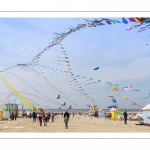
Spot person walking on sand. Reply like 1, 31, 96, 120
64, 109, 70, 129
32, 111, 36, 123
123, 111, 128, 124
52, 112, 54, 122
37, 113, 39, 122
39, 113, 43, 126
14, 113, 17, 121
47, 112, 50, 122
109, 113, 112, 120
35, 112, 37, 122
43, 113, 48, 126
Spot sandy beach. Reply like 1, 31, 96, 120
0, 114, 150, 133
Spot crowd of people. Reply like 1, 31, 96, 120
10, 109, 129, 128
29, 109, 72, 128
30, 111, 52, 126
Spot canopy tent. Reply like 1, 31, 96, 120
142, 104, 150, 111
0, 104, 18, 115
0, 109, 3, 121
142, 104, 150, 124
98, 109, 105, 118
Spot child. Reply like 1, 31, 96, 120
64, 116, 69, 129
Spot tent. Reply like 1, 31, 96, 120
99, 109, 105, 118
142, 104, 150, 124
0, 109, 3, 121
0, 104, 18, 115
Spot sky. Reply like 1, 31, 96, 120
0, 17, 150, 110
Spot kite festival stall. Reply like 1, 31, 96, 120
0, 109, 3, 121
0, 104, 18, 119
142, 104, 150, 124
110, 108, 121, 121
89, 105, 99, 117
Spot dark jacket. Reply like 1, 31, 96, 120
64, 112, 70, 119
123, 111, 128, 118
33, 112, 36, 118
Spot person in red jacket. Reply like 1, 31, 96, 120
39, 112, 43, 126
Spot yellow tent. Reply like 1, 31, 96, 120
0, 109, 3, 121
110, 108, 121, 121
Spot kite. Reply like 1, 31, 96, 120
105, 82, 112, 85
132, 89, 140, 92
81, 78, 93, 84
61, 102, 66, 106
85, 80, 101, 86
112, 87, 119, 91
22, 47, 27, 51
125, 17, 150, 32
108, 96, 118, 104
139, 93, 150, 99
132, 102, 136, 105
124, 96, 143, 108
123, 96, 129, 100
124, 85, 132, 90
147, 116, 150, 120
57, 95, 60, 99
93, 67, 99, 70
107, 105, 117, 109
117, 85, 132, 95
68, 105, 72, 109
122, 18, 128, 24
108, 84, 119, 91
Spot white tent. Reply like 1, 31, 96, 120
142, 104, 150, 124
98, 109, 105, 118
2, 111, 9, 120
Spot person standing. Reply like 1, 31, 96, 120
37, 113, 39, 122
35, 112, 37, 122
52, 112, 54, 122
43, 113, 48, 126
39, 112, 43, 126
32, 111, 36, 123
64, 109, 70, 129
14, 113, 17, 121
109, 113, 112, 120
123, 111, 128, 124
47, 112, 50, 122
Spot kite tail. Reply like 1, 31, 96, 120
85, 82, 97, 86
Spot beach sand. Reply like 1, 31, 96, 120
0, 115, 150, 132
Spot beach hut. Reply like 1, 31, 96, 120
142, 104, 150, 124
0, 104, 18, 116
0, 109, 3, 121
109, 108, 121, 121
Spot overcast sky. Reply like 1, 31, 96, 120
0, 18, 150, 110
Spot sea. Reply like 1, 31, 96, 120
18, 109, 141, 113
